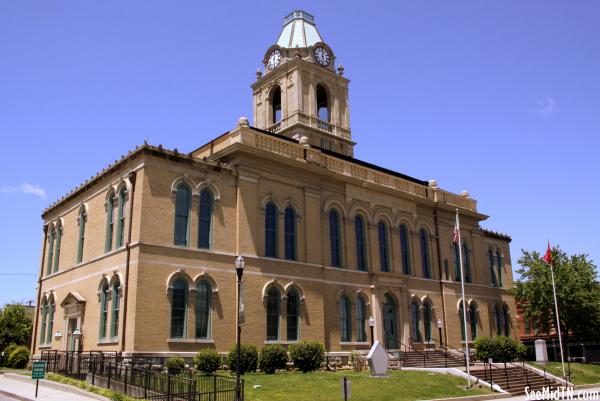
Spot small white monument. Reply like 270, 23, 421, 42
367, 340, 389, 376
535, 339, 548, 364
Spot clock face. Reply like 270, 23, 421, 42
313, 46, 330, 67
267, 50, 281, 69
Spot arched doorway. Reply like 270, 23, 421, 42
383, 294, 397, 349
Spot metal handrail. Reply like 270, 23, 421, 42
427, 337, 471, 368
384, 336, 430, 367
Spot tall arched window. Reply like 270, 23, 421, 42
46, 227, 55, 275
272, 86, 281, 124
116, 188, 127, 248
411, 301, 422, 342
356, 296, 367, 342
110, 280, 120, 338
463, 243, 472, 283
77, 208, 86, 263
423, 302, 432, 342
378, 221, 390, 272
454, 242, 461, 282
459, 301, 466, 342
174, 184, 191, 246
46, 298, 54, 344
496, 250, 503, 287
195, 281, 211, 339
53, 223, 62, 272
286, 289, 299, 341
489, 249, 497, 286
420, 229, 431, 278
266, 287, 280, 341
502, 305, 510, 337
329, 209, 342, 267
198, 189, 214, 249
355, 216, 367, 272
39, 301, 47, 344
399, 224, 411, 274
265, 202, 278, 258
316, 85, 329, 122
170, 279, 188, 338
340, 295, 352, 342
284, 207, 296, 260
99, 282, 109, 339
494, 305, 502, 336
469, 303, 477, 340
105, 194, 114, 252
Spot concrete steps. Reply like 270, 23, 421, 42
470, 365, 563, 395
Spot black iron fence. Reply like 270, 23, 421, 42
40, 351, 242, 401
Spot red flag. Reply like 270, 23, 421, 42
543, 243, 553, 266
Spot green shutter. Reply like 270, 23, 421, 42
77, 213, 85, 263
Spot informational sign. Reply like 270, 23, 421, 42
31, 361, 46, 380
340, 376, 351, 400
238, 281, 246, 327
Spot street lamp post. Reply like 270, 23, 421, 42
234, 255, 245, 401
437, 319, 443, 348
368, 316, 375, 346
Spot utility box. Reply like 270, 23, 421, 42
535, 339, 548, 364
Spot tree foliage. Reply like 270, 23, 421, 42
511, 246, 600, 342
0, 304, 33, 352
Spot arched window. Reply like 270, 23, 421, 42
272, 87, 281, 124
105, 194, 114, 252
454, 242, 461, 282
286, 289, 299, 341
174, 184, 191, 246
77, 208, 86, 263
329, 209, 342, 267
316, 85, 329, 122
355, 216, 367, 272
46, 298, 55, 344
340, 295, 352, 342
39, 301, 47, 344
399, 224, 411, 274
99, 282, 109, 339
459, 301, 466, 342
496, 250, 503, 287
469, 303, 478, 340
265, 202, 278, 258
502, 305, 510, 337
423, 302, 432, 342
378, 221, 390, 272
356, 296, 367, 342
110, 280, 120, 338
266, 287, 280, 341
170, 279, 188, 338
46, 227, 55, 275
463, 243, 472, 283
489, 249, 497, 286
284, 207, 296, 260
420, 229, 431, 278
53, 223, 62, 272
195, 281, 211, 339
411, 300, 422, 342
494, 305, 502, 336
198, 189, 213, 249
116, 188, 127, 248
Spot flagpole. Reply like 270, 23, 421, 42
549, 261, 567, 385
456, 209, 471, 387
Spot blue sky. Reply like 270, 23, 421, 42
0, 1, 598, 306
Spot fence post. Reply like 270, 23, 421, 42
107, 361, 112, 389
213, 375, 217, 401
124, 365, 128, 395
489, 363, 493, 392
144, 370, 148, 399
167, 374, 172, 401
92, 357, 96, 386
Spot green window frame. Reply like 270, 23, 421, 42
266, 287, 280, 341
174, 184, 191, 246
378, 221, 390, 272
411, 301, 421, 342
46, 228, 55, 275
496, 250, 503, 287
53, 224, 62, 272
423, 302, 432, 341
39, 303, 47, 344
420, 229, 431, 278
195, 281, 211, 339
454, 243, 462, 281
284, 207, 297, 261
170, 279, 188, 338
116, 189, 126, 248
503, 305, 510, 337
489, 249, 498, 286
198, 189, 213, 249
355, 215, 367, 272
339, 295, 352, 342
105, 195, 115, 252
329, 209, 342, 267
399, 224, 411, 274
286, 289, 300, 341
463, 243, 472, 283
356, 296, 367, 342
494, 305, 502, 336
469, 304, 477, 340
110, 281, 120, 338
76, 209, 86, 264
99, 283, 109, 339
46, 300, 54, 344
459, 302, 466, 342
264, 202, 278, 258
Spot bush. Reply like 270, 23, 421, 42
474, 336, 526, 362
259, 344, 288, 374
227, 344, 258, 375
165, 356, 185, 375
2, 343, 18, 366
349, 350, 365, 372
193, 349, 221, 373
7, 345, 30, 369
289, 341, 324, 373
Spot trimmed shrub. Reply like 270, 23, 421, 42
193, 349, 221, 373
289, 341, 325, 373
259, 344, 288, 374
474, 336, 526, 362
2, 343, 18, 367
349, 350, 365, 372
165, 356, 185, 375
227, 344, 258, 375
7, 345, 30, 369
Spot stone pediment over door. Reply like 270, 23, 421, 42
60, 292, 86, 318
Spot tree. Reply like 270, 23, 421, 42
0, 304, 33, 351
511, 246, 600, 343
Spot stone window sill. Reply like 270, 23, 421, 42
98, 339, 119, 345
263, 340, 298, 345
339, 342, 370, 346
167, 338, 215, 344
39, 344, 52, 349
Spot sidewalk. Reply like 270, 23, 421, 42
0, 373, 108, 401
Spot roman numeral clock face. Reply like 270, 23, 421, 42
313, 46, 330, 67
268, 49, 281, 69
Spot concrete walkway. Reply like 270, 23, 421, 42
0, 373, 108, 401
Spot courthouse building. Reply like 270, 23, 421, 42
32, 11, 516, 358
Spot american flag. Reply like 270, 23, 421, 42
453, 212, 460, 245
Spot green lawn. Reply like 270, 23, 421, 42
241, 370, 491, 401
0, 368, 31, 375
530, 362, 600, 385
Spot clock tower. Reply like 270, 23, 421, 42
252, 11, 355, 156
